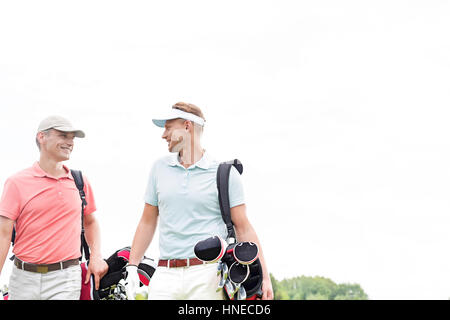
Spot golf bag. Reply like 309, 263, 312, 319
80, 246, 156, 300
2, 247, 156, 300
194, 159, 263, 300
217, 159, 263, 300
1, 286, 8, 300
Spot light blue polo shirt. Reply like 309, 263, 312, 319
144, 151, 245, 259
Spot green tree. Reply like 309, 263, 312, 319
270, 273, 368, 300
334, 283, 368, 300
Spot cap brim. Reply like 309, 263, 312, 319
152, 108, 205, 128
53, 126, 86, 138
152, 119, 168, 128
152, 116, 183, 127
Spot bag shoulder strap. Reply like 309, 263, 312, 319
70, 169, 90, 261
70, 170, 87, 206
216, 159, 243, 244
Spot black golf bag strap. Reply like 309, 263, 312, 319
71, 169, 90, 261
9, 227, 16, 260
216, 159, 243, 243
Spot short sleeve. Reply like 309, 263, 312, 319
0, 178, 21, 220
144, 162, 158, 206
228, 166, 245, 208
82, 174, 97, 216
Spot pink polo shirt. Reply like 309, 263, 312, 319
0, 162, 96, 264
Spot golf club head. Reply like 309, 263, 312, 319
217, 261, 223, 276
137, 257, 157, 287
234, 283, 241, 298
194, 235, 227, 263
217, 270, 226, 292
237, 284, 247, 300
222, 262, 229, 281
224, 279, 237, 299
233, 241, 259, 265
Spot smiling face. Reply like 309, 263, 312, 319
161, 118, 189, 153
37, 129, 75, 161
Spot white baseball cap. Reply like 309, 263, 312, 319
152, 108, 205, 128
37, 115, 85, 138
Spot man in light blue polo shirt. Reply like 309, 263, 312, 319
143, 150, 244, 260
126, 102, 273, 300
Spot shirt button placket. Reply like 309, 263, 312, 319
182, 171, 188, 191
57, 179, 62, 198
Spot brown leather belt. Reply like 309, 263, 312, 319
14, 257, 79, 274
158, 257, 205, 268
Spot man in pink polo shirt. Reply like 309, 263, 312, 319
0, 116, 108, 300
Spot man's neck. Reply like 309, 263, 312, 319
179, 146, 204, 168
38, 155, 67, 178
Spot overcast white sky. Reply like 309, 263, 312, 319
1, 0, 450, 299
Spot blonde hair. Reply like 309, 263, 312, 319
172, 102, 206, 122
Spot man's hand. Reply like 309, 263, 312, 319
82, 213, 108, 290
125, 264, 140, 300
260, 276, 274, 300
231, 204, 274, 300
84, 256, 108, 290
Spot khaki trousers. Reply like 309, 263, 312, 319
8, 264, 81, 300
148, 262, 224, 300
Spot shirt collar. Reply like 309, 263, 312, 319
167, 150, 210, 170
32, 162, 73, 180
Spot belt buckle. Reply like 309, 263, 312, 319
36, 266, 48, 274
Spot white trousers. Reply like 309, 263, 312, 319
148, 262, 224, 300
8, 264, 81, 300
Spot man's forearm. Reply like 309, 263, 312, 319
0, 237, 11, 274
0, 216, 14, 274
129, 218, 157, 266
84, 218, 102, 259
129, 204, 159, 266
